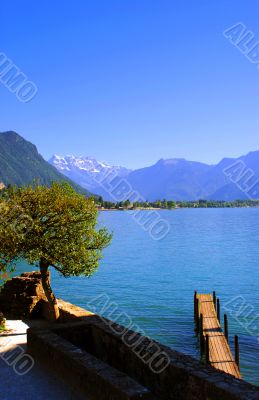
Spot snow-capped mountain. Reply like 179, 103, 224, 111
49, 155, 131, 199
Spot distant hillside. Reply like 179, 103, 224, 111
0, 131, 91, 196
127, 158, 212, 201
127, 154, 259, 201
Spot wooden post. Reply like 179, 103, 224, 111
213, 291, 216, 310
199, 313, 204, 354
196, 298, 199, 328
235, 335, 240, 370
224, 314, 228, 343
194, 291, 197, 320
217, 298, 220, 323
194, 291, 199, 331
205, 334, 210, 364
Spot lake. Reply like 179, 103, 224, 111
15, 208, 259, 385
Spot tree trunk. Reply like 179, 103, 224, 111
39, 259, 60, 321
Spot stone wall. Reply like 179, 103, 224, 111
50, 304, 259, 400
0, 271, 46, 318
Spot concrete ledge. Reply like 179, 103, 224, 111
27, 327, 157, 400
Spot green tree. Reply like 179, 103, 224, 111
123, 199, 131, 208
0, 182, 111, 321
167, 200, 176, 209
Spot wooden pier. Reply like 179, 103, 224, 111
194, 291, 241, 379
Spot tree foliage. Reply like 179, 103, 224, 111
0, 182, 112, 319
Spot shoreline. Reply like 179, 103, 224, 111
98, 206, 259, 211
98, 207, 163, 211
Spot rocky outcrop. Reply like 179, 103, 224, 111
0, 271, 47, 318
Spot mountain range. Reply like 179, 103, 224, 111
0, 131, 91, 196
50, 151, 259, 201
0, 130, 258, 201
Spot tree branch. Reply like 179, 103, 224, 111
52, 264, 66, 276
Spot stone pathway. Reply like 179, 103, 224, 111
0, 320, 85, 400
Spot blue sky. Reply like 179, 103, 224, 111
1, 1, 259, 169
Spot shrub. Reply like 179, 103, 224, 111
0, 312, 5, 331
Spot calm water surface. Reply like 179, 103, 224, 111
16, 209, 259, 385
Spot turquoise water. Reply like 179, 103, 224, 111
16, 209, 259, 385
